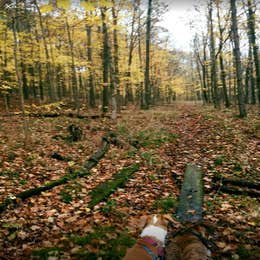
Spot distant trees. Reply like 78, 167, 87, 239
193, 0, 259, 117
0, 0, 258, 116
0, 0, 179, 113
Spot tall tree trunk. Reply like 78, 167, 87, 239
203, 36, 211, 103
209, 0, 220, 108
216, 2, 230, 108
144, 0, 152, 109
101, 7, 109, 113
65, 16, 79, 114
12, 5, 29, 145
231, 0, 247, 117
112, 0, 121, 113
34, 0, 55, 101
86, 24, 95, 108
246, 0, 259, 103
126, 0, 138, 104
137, 0, 144, 108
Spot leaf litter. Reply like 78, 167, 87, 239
0, 103, 259, 259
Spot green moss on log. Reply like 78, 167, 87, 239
88, 163, 140, 209
0, 135, 110, 214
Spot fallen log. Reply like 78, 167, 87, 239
176, 164, 203, 223
50, 152, 72, 162
219, 186, 260, 198
0, 135, 110, 214
88, 163, 140, 209
166, 165, 211, 259
213, 176, 260, 190
1, 112, 108, 119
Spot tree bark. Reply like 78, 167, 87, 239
12, 3, 30, 145
34, 0, 55, 101
209, 0, 220, 108
65, 16, 79, 114
246, 0, 259, 104
144, 0, 152, 109
101, 7, 109, 113
125, 0, 138, 104
177, 165, 203, 223
86, 23, 96, 108
231, 0, 247, 117
216, 2, 230, 108
111, 1, 121, 112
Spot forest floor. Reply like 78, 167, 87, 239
0, 102, 259, 259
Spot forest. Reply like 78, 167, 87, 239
0, 0, 259, 259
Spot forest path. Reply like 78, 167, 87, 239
0, 102, 259, 259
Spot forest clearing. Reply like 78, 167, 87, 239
0, 0, 260, 259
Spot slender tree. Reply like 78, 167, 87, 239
216, 0, 230, 107
208, 0, 220, 108
246, 0, 259, 103
101, 7, 110, 113
144, 0, 152, 109
86, 22, 95, 108
65, 16, 79, 114
34, 0, 55, 101
112, 0, 120, 113
231, 0, 247, 117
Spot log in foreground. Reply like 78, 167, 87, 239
166, 165, 210, 259
176, 164, 203, 223
0, 135, 110, 214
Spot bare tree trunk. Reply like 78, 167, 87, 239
231, 0, 247, 117
125, 0, 138, 104
144, 0, 152, 109
246, 0, 259, 103
86, 24, 95, 108
112, 0, 120, 114
101, 7, 109, 113
209, 0, 220, 108
34, 0, 55, 101
216, 2, 230, 108
137, 0, 144, 108
12, 6, 29, 145
65, 16, 79, 114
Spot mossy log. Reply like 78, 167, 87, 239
0, 135, 110, 214
2, 112, 109, 119
176, 164, 203, 223
219, 186, 260, 197
88, 163, 140, 209
213, 176, 260, 189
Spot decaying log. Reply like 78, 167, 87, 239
88, 163, 140, 209
213, 176, 260, 190
219, 186, 260, 197
176, 164, 203, 223
0, 135, 110, 214
166, 165, 211, 260
50, 152, 72, 161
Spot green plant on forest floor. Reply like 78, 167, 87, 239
133, 129, 178, 148
70, 226, 135, 259
59, 181, 82, 203
153, 197, 177, 213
